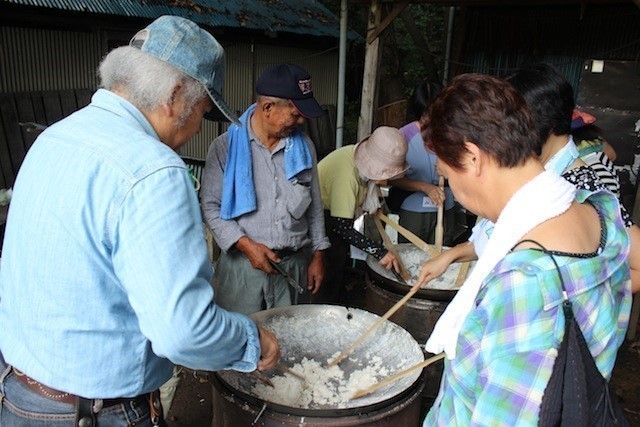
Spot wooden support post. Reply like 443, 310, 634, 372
366, 1, 409, 45
357, 0, 382, 142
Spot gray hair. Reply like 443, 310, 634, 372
99, 46, 207, 125
256, 94, 288, 107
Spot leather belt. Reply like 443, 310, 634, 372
12, 368, 147, 409
272, 247, 297, 258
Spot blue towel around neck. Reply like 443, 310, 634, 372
220, 103, 313, 220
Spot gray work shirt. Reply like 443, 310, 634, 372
201, 118, 330, 254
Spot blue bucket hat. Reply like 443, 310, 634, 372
130, 15, 239, 123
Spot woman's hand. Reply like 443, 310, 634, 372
423, 183, 445, 206
379, 251, 400, 272
257, 326, 280, 371
417, 242, 478, 287
417, 254, 452, 287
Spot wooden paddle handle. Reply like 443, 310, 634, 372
274, 363, 305, 381
350, 353, 445, 400
372, 214, 411, 281
251, 371, 274, 388
376, 211, 440, 258
434, 176, 445, 251
455, 261, 471, 286
328, 283, 422, 368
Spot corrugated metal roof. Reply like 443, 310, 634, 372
2, 0, 349, 39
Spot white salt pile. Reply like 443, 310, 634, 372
251, 355, 389, 408
218, 307, 424, 411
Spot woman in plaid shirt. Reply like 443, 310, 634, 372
421, 74, 631, 426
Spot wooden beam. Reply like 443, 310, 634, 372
366, 0, 409, 44
357, 0, 382, 140
449, 6, 469, 78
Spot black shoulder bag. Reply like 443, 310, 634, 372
515, 240, 628, 427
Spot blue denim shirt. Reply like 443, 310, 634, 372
0, 89, 260, 398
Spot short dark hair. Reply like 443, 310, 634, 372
422, 73, 537, 170
407, 79, 443, 121
507, 63, 574, 153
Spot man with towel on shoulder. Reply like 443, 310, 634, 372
201, 64, 330, 315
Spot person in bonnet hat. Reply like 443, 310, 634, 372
0, 15, 279, 427
314, 126, 409, 303
201, 64, 330, 315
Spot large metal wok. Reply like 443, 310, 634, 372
367, 243, 469, 301
215, 305, 424, 417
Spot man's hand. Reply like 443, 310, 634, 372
235, 236, 278, 274
257, 326, 280, 371
306, 250, 325, 294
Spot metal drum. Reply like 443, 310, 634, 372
365, 243, 463, 342
365, 244, 466, 408
211, 305, 425, 426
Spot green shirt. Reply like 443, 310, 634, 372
317, 145, 367, 219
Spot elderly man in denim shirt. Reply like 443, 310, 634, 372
0, 16, 279, 427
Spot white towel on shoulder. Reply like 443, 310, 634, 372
425, 171, 576, 359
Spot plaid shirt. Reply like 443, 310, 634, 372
424, 190, 631, 426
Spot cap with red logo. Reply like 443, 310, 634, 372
256, 64, 325, 119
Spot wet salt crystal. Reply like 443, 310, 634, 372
251, 356, 389, 408
392, 247, 472, 289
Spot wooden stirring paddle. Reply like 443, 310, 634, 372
328, 213, 426, 368
274, 364, 305, 381
376, 211, 439, 258
251, 371, 274, 388
327, 280, 423, 368
455, 261, 471, 287
350, 353, 445, 400
434, 176, 445, 252
372, 213, 411, 282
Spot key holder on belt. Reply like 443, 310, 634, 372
269, 259, 305, 294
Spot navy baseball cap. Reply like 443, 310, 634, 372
256, 64, 325, 119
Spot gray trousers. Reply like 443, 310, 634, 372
213, 249, 308, 315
